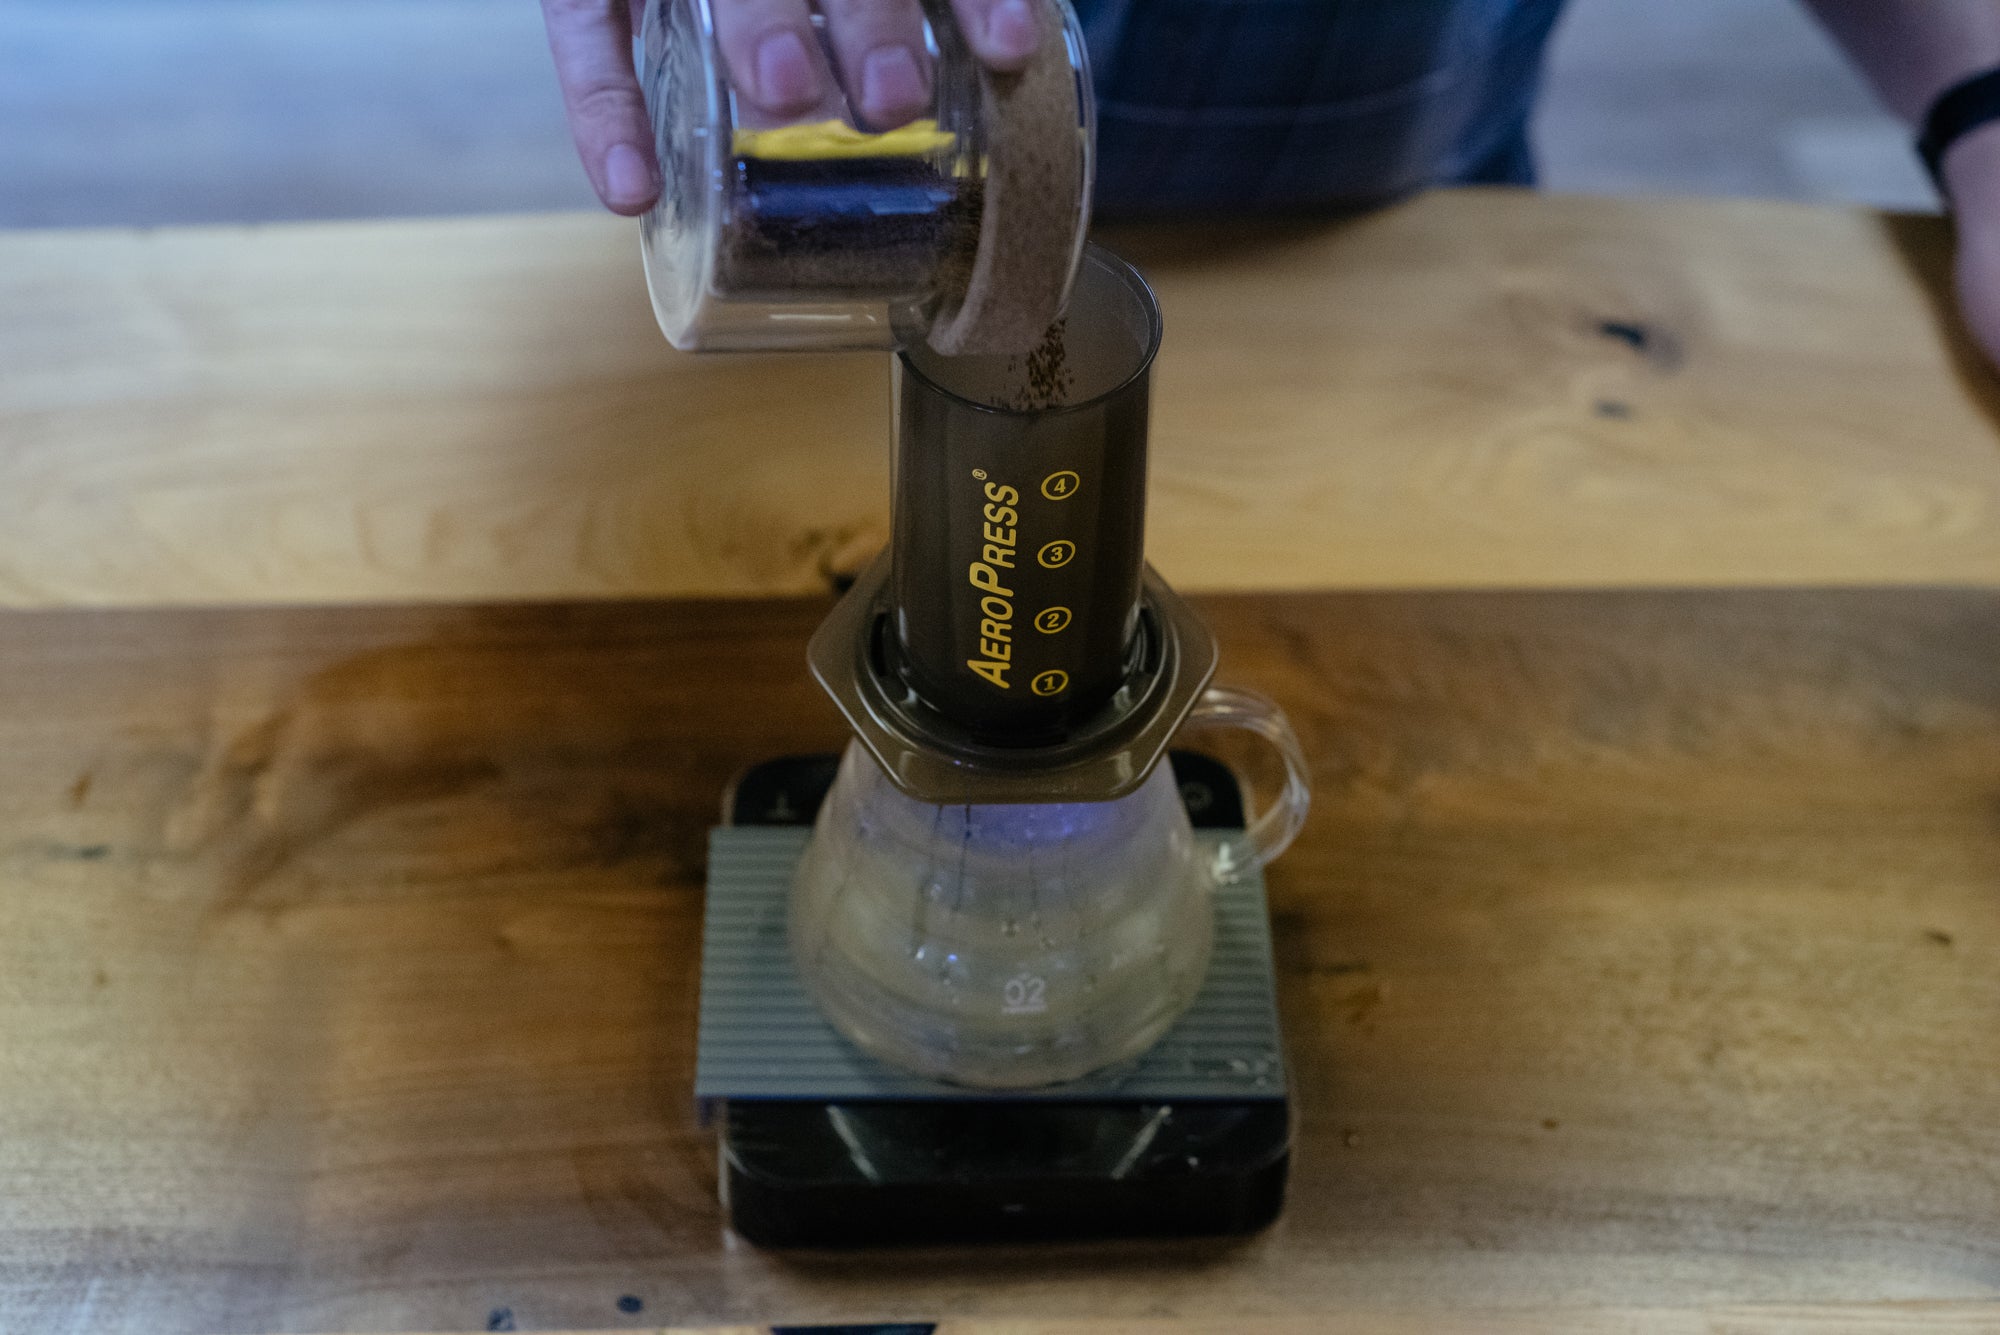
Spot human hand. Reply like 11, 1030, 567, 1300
539, 0, 1044, 217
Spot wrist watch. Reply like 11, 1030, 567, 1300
1919, 66, 2000, 201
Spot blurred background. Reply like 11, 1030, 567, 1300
0, 0, 1940, 229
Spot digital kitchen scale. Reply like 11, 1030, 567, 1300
700, 751, 1291, 1248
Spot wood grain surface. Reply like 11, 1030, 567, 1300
2, 588, 1997, 1333
385, 1312, 2000, 1335
5, 193, 2000, 609
379, 1310, 2000, 1335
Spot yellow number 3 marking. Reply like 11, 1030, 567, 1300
1037, 540, 1075, 569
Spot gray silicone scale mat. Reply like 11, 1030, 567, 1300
698, 827, 1286, 1103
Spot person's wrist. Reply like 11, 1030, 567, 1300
1941, 118, 2000, 371
1942, 117, 2000, 214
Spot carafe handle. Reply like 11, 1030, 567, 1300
1182, 685, 1313, 885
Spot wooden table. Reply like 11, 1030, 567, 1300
2, 190, 1999, 1334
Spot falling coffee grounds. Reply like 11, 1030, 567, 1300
998, 319, 1073, 411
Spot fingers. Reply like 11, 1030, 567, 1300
541, 0, 660, 214
818, 0, 932, 129
713, 0, 833, 120
948, 0, 1041, 71
715, 0, 1034, 127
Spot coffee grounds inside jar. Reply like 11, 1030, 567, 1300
716, 156, 979, 299
925, 0, 1084, 357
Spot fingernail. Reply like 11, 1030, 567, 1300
604, 142, 655, 207
754, 29, 819, 109
986, 0, 1038, 60
861, 46, 929, 121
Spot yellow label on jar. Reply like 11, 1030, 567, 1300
732, 118, 957, 160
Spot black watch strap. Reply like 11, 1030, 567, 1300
1920, 66, 2000, 199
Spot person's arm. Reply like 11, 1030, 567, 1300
541, 0, 1040, 217
1803, 0, 2000, 365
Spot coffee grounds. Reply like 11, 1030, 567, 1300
716, 156, 971, 298
995, 319, 1072, 410
925, 0, 1084, 357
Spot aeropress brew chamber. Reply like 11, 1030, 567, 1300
809, 244, 1218, 804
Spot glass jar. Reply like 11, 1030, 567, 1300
790, 688, 1312, 1090
638, 0, 1095, 352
